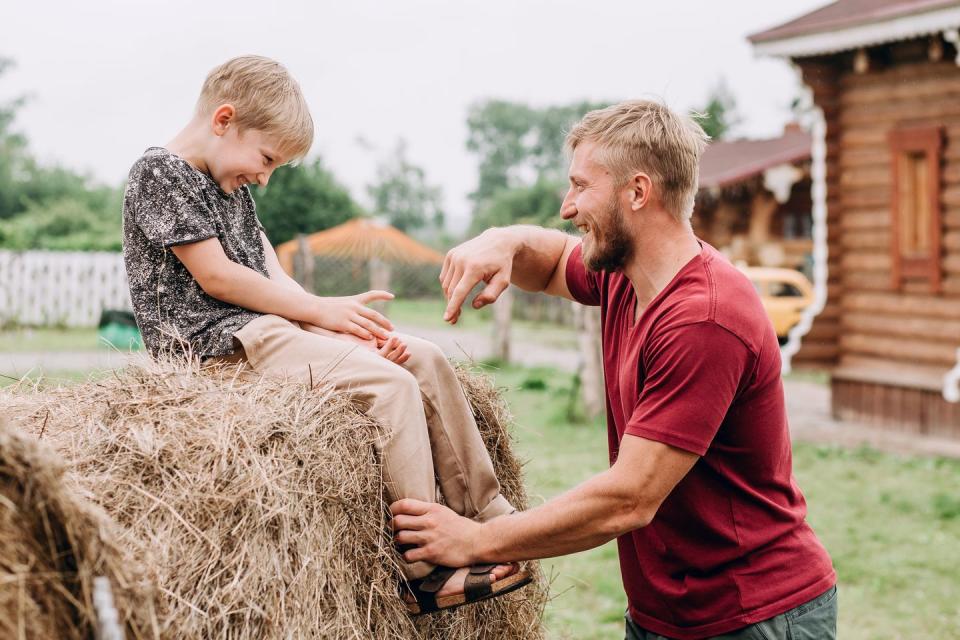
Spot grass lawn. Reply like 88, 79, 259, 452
0, 298, 575, 355
489, 364, 960, 640
389, 297, 579, 351
0, 369, 105, 389
0, 326, 101, 352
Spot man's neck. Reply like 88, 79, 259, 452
623, 225, 701, 315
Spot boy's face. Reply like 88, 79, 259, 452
206, 108, 285, 194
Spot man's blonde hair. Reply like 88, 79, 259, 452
197, 55, 314, 163
566, 99, 709, 221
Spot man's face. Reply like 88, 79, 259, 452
208, 126, 284, 194
561, 142, 633, 272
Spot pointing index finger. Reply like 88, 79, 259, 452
444, 272, 478, 323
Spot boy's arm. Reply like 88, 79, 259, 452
256, 232, 409, 364
260, 231, 306, 294
170, 237, 393, 341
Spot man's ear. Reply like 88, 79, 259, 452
628, 173, 653, 212
211, 104, 236, 136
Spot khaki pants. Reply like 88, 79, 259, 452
224, 314, 514, 579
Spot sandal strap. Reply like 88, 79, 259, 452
470, 563, 497, 574
407, 565, 457, 614
464, 564, 494, 600
419, 565, 457, 594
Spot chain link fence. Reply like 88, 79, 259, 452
292, 255, 442, 299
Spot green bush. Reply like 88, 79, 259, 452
0, 197, 121, 251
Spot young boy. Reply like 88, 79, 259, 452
121, 55, 529, 613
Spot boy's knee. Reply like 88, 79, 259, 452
403, 335, 451, 370
374, 359, 421, 397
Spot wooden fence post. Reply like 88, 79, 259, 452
368, 257, 392, 315
573, 301, 605, 419
295, 235, 314, 293
492, 286, 513, 363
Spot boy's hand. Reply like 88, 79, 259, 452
301, 323, 410, 365
302, 323, 375, 347
376, 334, 410, 365
310, 290, 395, 341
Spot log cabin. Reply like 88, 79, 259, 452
750, 0, 960, 437
694, 125, 813, 273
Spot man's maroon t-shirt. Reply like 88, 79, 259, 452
565, 240, 835, 639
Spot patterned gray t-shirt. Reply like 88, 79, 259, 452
122, 147, 266, 358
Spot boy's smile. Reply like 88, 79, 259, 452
208, 124, 283, 195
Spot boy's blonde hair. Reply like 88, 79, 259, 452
566, 99, 709, 221
197, 55, 314, 163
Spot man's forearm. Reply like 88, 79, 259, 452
473, 467, 652, 562
488, 225, 572, 292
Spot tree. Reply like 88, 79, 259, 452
366, 139, 444, 233
0, 196, 122, 251
0, 57, 30, 220
465, 99, 610, 208
251, 157, 360, 245
470, 179, 569, 235
0, 57, 129, 251
692, 79, 741, 141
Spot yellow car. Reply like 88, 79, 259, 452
740, 267, 814, 343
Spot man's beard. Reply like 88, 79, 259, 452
583, 192, 632, 272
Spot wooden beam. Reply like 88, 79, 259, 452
842, 291, 960, 317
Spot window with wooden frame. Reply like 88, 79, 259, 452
888, 125, 943, 292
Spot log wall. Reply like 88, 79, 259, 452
802, 43, 960, 434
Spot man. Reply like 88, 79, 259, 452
391, 100, 837, 639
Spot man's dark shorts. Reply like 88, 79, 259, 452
624, 585, 838, 640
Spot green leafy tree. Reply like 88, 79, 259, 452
0, 197, 122, 251
465, 99, 610, 207
367, 139, 444, 233
0, 57, 30, 220
465, 99, 610, 233
251, 157, 360, 245
470, 179, 570, 235
692, 79, 741, 141
465, 101, 536, 205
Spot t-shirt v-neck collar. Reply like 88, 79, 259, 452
629, 241, 706, 329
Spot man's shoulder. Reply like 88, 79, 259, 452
700, 248, 771, 354
650, 247, 768, 354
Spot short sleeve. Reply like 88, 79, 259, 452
130, 157, 218, 248
625, 322, 755, 456
565, 242, 602, 306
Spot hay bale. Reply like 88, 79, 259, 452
0, 357, 546, 639
0, 419, 157, 639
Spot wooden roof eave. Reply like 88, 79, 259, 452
751, 5, 960, 59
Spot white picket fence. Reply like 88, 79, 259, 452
0, 250, 132, 328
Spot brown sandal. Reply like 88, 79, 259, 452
403, 563, 532, 615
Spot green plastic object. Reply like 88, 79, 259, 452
97, 310, 144, 351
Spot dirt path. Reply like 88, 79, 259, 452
6, 324, 960, 458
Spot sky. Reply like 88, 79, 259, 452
1, 0, 827, 232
